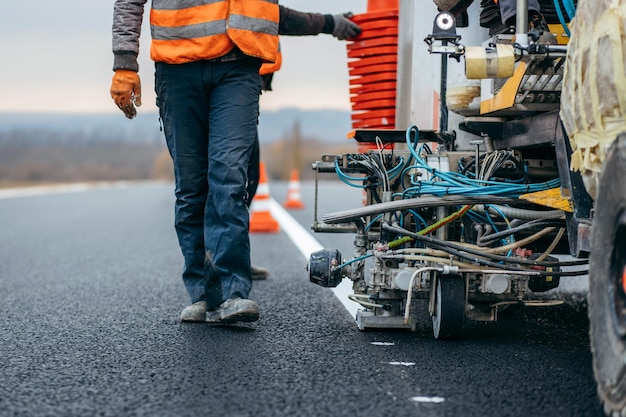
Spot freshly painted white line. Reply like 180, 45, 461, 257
411, 396, 445, 404
268, 199, 323, 256
269, 198, 360, 319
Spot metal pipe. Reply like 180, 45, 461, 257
322, 195, 521, 224
439, 41, 449, 132
516, 0, 529, 46
314, 163, 319, 224
404, 266, 445, 324
395, 0, 415, 129
436, 207, 448, 241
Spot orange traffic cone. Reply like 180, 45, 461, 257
249, 162, 280, 233
283, 168, 305, 209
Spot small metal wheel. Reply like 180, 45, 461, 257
432, 274, 465, 340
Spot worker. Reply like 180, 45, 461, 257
246, 7, 362, 281
110, 0, 279, 324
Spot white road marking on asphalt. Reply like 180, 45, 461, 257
411, 396, 445, 403
371, 342, 395, 346
389, 362, 416, 366
269, 198, 360, 319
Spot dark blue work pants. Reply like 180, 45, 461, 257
155, 57, 262, 310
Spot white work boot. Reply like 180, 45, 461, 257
180, 301, 207, 322
251, 265, 269, 280
206, 298, 259, 324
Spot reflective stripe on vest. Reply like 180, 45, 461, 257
150, 0, 278, 64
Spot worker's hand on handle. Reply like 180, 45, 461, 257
110, 70, 142, 119
332, 13, 362, 40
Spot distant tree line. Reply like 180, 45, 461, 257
0, 122, 355, 187
0, 129, 169, 186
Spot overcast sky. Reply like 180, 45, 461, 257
0, 0, 368, 115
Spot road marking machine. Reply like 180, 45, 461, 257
307, 1, 626, 413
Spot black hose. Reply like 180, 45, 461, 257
478, 218, 567, 245
382, 223, 589, 276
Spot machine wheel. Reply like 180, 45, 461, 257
432, 274, 465, 340
588, 135, 626, 416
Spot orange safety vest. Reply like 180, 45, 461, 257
260, 44, 282, 75
150, 0, 279, 64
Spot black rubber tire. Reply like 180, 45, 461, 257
588, 135, 626, 417
432, 274, 465, 340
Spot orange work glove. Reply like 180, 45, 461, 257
110, 70, 142, 119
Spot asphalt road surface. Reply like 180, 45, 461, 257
0, 181, 603, 417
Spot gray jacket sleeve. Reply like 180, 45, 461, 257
278, 5, 333, 36
112, 0, 147, 71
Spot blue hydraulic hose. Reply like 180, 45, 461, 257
337, 253, 373, 269
400, 124, 561, 198
563, 0, 576, 21
405, 125, 421, 161
553, 0, 571, 37
365, 214, 383, 231
407, 209, 429, 231
387, 156, 405, 179
334, 159, 368, 188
